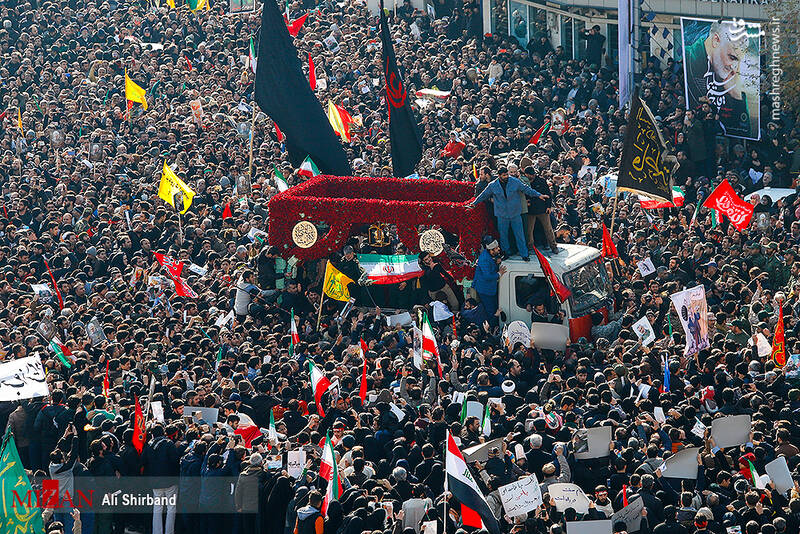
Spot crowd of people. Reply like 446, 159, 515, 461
0, 0, 799, 534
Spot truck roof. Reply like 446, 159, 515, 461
501, 244, 601, 274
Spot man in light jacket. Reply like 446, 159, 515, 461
469, 167, 548, 261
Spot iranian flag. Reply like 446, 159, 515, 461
445, 431, 501, 534
357, 254, 423, 284
308, 360, 331, 417
249, 37, 257, 73
290, 308, 299, 356
321, 434, 341, 515
421, 313, 443, 378
639, 186, 685, 209
481, 403, 491, 437
298, 156, 320, 178
267, 408, 277, 448
274, 164, 289, 192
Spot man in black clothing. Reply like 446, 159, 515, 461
524, 166, 558, 252
579, 25, 606, 70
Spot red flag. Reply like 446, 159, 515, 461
601, 223, 618, 258
0, 110, 7, 121
275, 121, 284, 142
359, 338, 368, 403
703, 179, 754, 231
772, 304, 786, 367
528, 122, 550, 145
154, 252, 185, 279
133, 395, 146, 455
308, 53, 316, 90
184, 55, 192, 71
622, 484, 629, 507
222, 203, 232, 219
172, 277, 198, 298
103, 359, 110, 398
532, 247, 572, 303
287, 13, 308, 36
43, 258, 64, 310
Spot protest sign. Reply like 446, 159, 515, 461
36, 317, 57, 342
287, 450, 307, 479
549, 483, 591, 514
150, 401, 165, 423
31, 283, 55, 303
498, 475, 542, 518
670, 285, 710, 356
504, 321, 531, 350
462, 438, 504, 463
611, 497, 644, 532
466, 401, 483, 420
765, 456, 793, 495
662, 447, 700, 479
573, 426, 612, 459
637, 258, 656, 277
632, 316, 656, 346
386, 311, 413, 327
389, 402, 406, 422
0, 356, 49, 401
566, 520, 611, 534
183, 406, 219, 424
711, 415, 751, 448
86, 317, 108, 345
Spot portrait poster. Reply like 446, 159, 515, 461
681, 18, 761, 141
669, 285, 710, 356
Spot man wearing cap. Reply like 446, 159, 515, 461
473, 239, 506, 323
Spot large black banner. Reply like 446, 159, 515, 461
617, 87, 676, 202
380, 2, 423, 178
255, 0, 352, 176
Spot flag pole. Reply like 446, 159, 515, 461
609, 191, 620, 235
177, 209, 184, 246
247, 103, 256, 196
443, 430, 448, 532
316, 278, 326, 331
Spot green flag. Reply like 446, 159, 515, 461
459, 396, 467, 423
0, 429, 46, 534
274, 164, 289, 192
49, 340, 72, 368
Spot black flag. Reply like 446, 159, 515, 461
379, 3, 423, 178
255, 0, 351, 176
617, 87, 676, 202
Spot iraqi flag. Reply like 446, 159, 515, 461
308, 360, 331, 417
639, 186, 685, 209
357, 254, 423, 284
445, 431, 500, 534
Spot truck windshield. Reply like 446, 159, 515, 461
562, 258, 612, 317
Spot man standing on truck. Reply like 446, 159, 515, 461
524, 166, 559, 253
468, 166, 548, 261
473, 240, 506, 324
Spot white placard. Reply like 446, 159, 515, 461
549, 483, 591, 514
432, 301, 453, 321
462, 438, 504, 463
215, 309, 235, 328
765, 456, 793, 495
287, 449, 306, 479
386, 311, 413, 327
150, 401, 165, 423
573, 426, 612, 459
183, 406, 219, 424
498, 475, 542, 517
466, 401, 483, 420
504, 320, 531, 349
691, 419, 707, 438
711, 415, 751, 448
662, 447, 700, 479
654, 407, 666, 423
188, 263, 208, 276
637, 258, 656, 277
748, 333, 772, 357
0, 356, 49, 401
421, 520, 437, 534
632, 316, 656, 346
389, 402, 406, 422
611, 497, 644, 532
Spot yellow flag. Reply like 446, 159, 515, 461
323, 261, 354, 301
191, 0, 210, 11
17, 108, 23, 136
125, 70, 148, 111
327, 101, 350, 142
159, 161, 196, 214
167, 0, 175, 7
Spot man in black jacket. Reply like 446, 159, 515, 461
524, 166, 558, 252
145, 424, 181, 534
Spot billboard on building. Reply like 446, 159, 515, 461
680, 17, 761, 141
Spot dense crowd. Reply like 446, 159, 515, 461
0, 1, 799, 534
